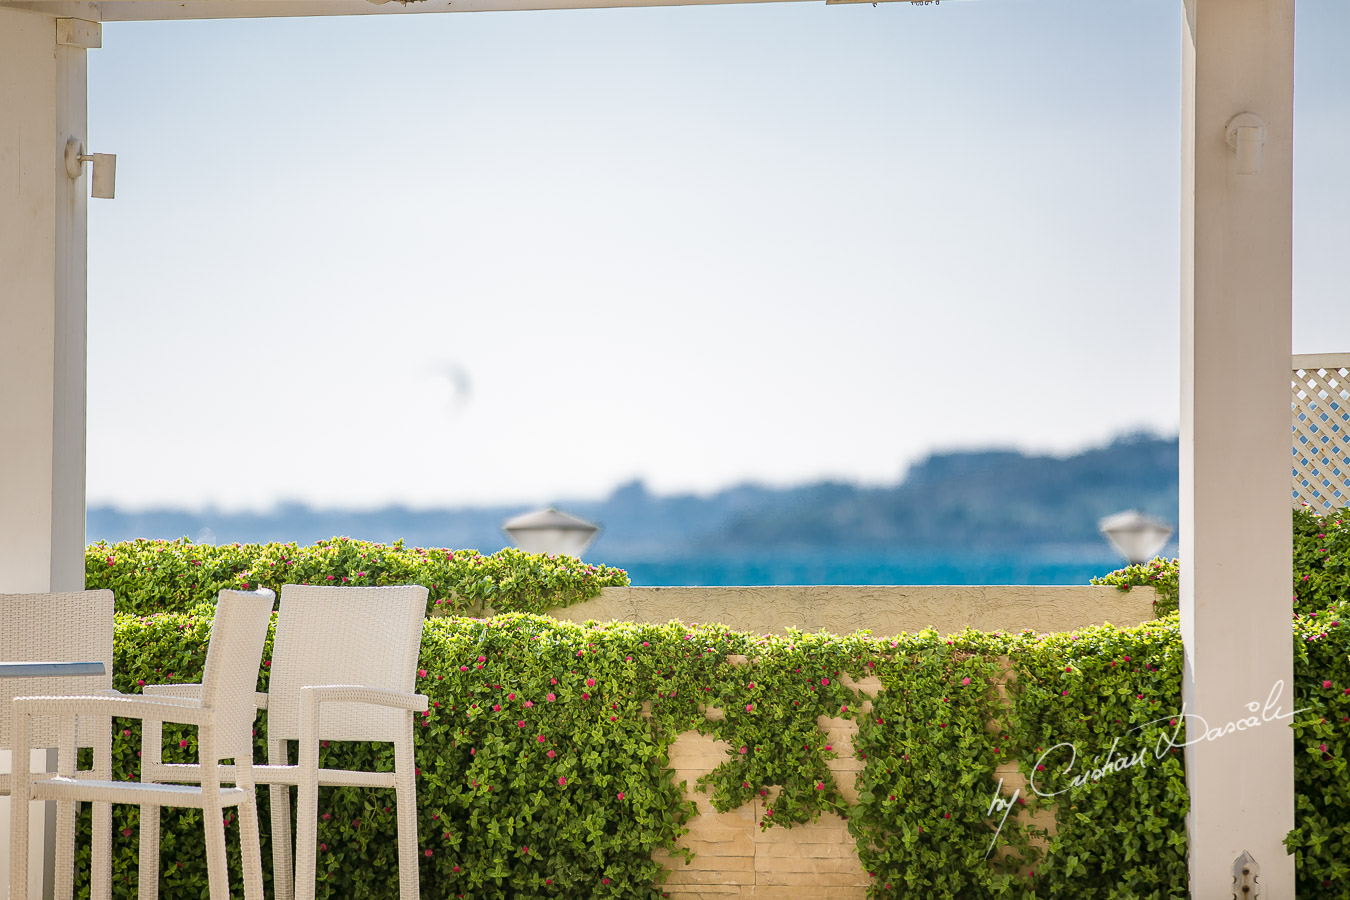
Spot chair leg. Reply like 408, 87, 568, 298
91, 799, 113, 900
53, 799, 76, 900
137, 805, 161, 900
92, 716, 114, 900
393, 732, 421, 900
202, 797, 231, 900
10, 714, 34, 900
268, 739, 295, 900
54, 716, 78, 900
236, 767, 265, 900
292, 738, 321, 900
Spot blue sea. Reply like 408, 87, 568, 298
607, 550, 1128, 588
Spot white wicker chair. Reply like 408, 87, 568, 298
8, 588, 276, 900
0, 590, 115, 900
141, 583, 429, 900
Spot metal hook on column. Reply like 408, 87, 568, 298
64, 137, 116, 199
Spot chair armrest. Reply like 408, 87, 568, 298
143, 683, 203, 700
298, 685, 429, 713
295, 687, 428, 764
14, 693, 210, 727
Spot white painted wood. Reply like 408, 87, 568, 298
0, 12, 90, 593
0, 11, 90, 896
1292, 355, 1350, 512
1180, 0, 1295, 897
55, 17, 100, 47
52, 12, 91, 595
1, 8, 62, 596
3, 0, 803, 21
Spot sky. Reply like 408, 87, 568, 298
84, 0, 1350, 512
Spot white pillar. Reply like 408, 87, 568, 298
0, 14, 92, 896
1180, 0, 1295, 897
0, 7, 90, 595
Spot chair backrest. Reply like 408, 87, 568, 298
0, 590, 114, 750
266, 584, 428, 743
199, 589, 276, 762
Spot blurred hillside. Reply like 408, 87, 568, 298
89, 432, 1178, 559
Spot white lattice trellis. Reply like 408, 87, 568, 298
1293, 353, 1350, 513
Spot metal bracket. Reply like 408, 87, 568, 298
1232, 851, 1260, 899
1225, 112, 1267, 176
64, 137, 116, 199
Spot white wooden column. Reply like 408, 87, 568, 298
0, 6, 90, 596
1180, 0, 1295, 897
0, 13, 93, 897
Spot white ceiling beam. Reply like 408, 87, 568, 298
0, 0, 824, 21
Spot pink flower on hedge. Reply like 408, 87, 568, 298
1320, 743, 1328, 753
739, 746, 747, 755
617, 792, 625, 800
424, 849, 433, 858
477, 656, 486, 663
746, 704, 754, 712
537, 735, 546, 743
492, 704, 501, 712
582, 692, 590, 700
586, 678, 596, 687
821, 678, 830, 686
961, 677, 971, 686
547, 750, 556, 758
459, 666, 468, 672
417, 668, 426, 678
546, 693, 556, 702
516, 720, 525, 728
1324, 680, 1334, 689
815, 782, 824, 790
524, 700, 534, 708
558, 776, 567, 786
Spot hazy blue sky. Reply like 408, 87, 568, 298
85, 0, 1350, 511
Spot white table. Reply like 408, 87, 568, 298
0, 663, 104, 679
1, 661, 107, 900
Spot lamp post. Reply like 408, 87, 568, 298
1098, 510, 1174, 565
502, 507, 601, 557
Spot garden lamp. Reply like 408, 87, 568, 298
1098, 510, 1174, 564
502, 507, 600, 557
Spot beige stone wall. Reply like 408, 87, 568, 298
554, 585, 1157, 637
657, 731, 870, 900
652, 664, 1056, 897
559, 585, 1153, 895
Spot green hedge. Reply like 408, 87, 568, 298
1092, 506, 1350, 617
71, 510, 1350, 897
70, 603, 1345, 899
85, 538, 629, 617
